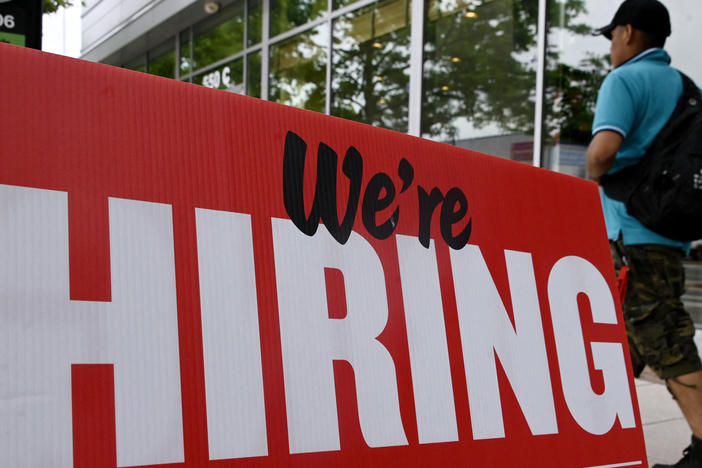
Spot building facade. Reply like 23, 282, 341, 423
81, 0, 702, 177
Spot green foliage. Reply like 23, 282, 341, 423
417, 0, 608, 144
193, 12, 245, 70
332, 0, 412, 132
100, 0, 607, 147
43, 0, 83, 14
269, 29, 327, 113
270, 0, 327, 37
421, 0, 540, 140
545, 54, 609, 145
148, 50, 176, 79
545, 0, 609, 145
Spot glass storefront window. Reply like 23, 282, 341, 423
422, 0, 538, 163
148, 40, 175, 78
544, 0, 610, 177
247, 52, 262, 98
193, 3, 245, 71
194, 59, 245, 93
124, 55, 146, 73
270, 0, 327, 37
248, 0, 263, 46
179, 30, 193, 78
269, 26, 328, 112
334, 0, 360, 10
332, 0, 411, 131
544, 0, 702, 177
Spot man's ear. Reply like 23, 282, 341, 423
624, 24, 635, 44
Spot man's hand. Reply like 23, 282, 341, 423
585, 130, 623, 182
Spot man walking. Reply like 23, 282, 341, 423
586, 1, 702, 466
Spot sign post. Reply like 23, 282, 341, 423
0, 44, 649, 468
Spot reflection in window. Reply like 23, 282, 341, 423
270, 0, 327, 37
334, 0, 360, 10
247, 52, 262, 98
124, 55, 146, 73
422, 0, 538, 163
269, 26, 328, 112
195, 59, 245, 93
332, 0, 411, 131
544, 0, 609, 177
148, 40, 175, 78
248, 0, 263, 46
179, 30, 193, 78
193, 3, 245, 71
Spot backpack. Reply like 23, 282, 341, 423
600, 72, 702, 242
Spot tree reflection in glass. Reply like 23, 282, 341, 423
125, 55, 146, 73
248, 0, 263, 46
179, 30, 193, 78
334, 0, 361, 9
332, 0, 411, 131
247, 52, 262, 98
270, 0, 328, 37
421, 0, 538, 144
148, 40, 175, 79
193, 3, 245, 70
269, 26, 328, 112
545, 1, 609, 146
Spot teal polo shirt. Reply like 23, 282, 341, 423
592, 48, 689, 249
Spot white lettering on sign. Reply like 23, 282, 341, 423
548, 256, 636, 435
202, 70, 221, 89
450, 246, 559, 440
202, 66, 245, 93
0, 185, 184, 468
271, 218, 409, 453
0, 184, 637, 464
0, 14, 15, 29
222, 66, 231, 87
396, 235, 459, 444
202, 66, 244, 91
196, 208, 268, 459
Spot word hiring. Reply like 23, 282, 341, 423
0, 184, 635, 468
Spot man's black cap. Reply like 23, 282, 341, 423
592, 0, 671, 40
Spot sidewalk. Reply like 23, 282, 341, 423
636, 331, 702, 466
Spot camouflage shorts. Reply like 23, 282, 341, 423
611, 241, 702, 379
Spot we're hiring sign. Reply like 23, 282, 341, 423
0, 43, 647, 468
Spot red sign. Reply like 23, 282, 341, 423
0, 44, 647, 468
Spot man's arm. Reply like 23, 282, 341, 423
585, 130, 624, 182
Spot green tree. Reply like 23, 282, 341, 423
544, 0, 609, 146
269, 29, 327, 112
332, 0, 412, 132
545, 53, 609, 145
43, 0, 83, 14
417, 0, 608, 144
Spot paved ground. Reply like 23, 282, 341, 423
635, 331, 702, 467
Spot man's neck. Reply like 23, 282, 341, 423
615, 47, 660, 68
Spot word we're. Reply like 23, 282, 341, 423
283, 131, 472, 249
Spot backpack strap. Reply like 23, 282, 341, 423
599, 71, 699, 202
